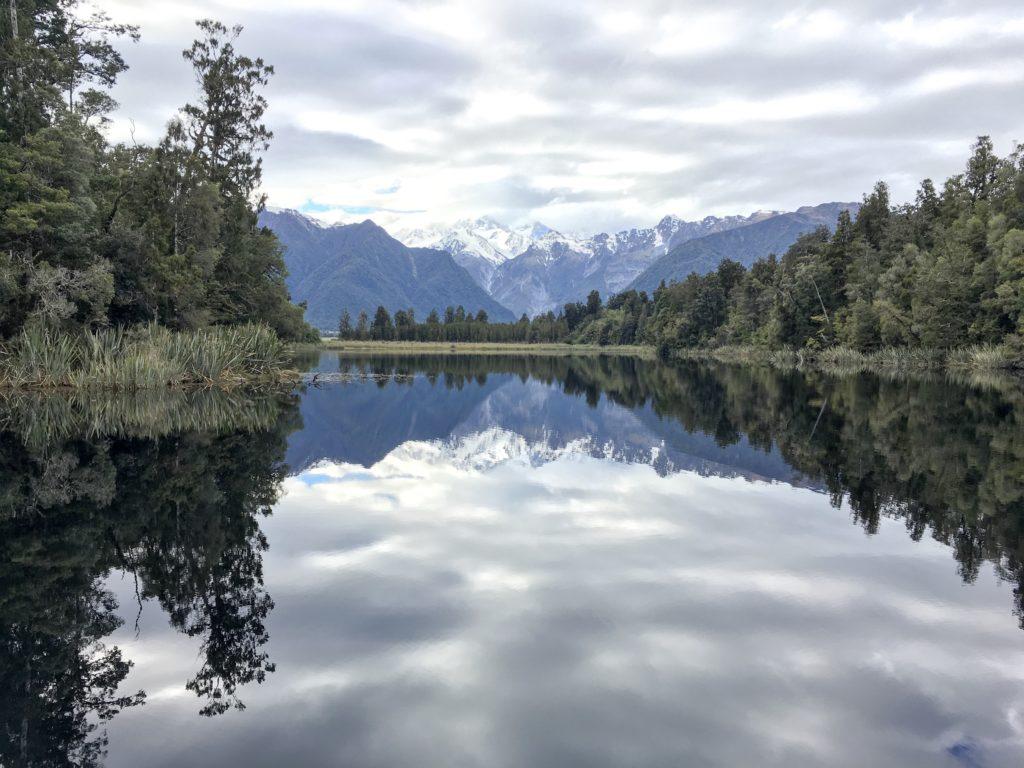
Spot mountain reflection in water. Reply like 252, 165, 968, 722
2, 354, 1023, 767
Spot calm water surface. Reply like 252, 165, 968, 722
3, 354, 1024, 767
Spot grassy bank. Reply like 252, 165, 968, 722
673, 343, 1024, 377
318, 339, 655, 357
0, 324, 297, 391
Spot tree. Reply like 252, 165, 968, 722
856, 181, 890, 251
1, 9, 317, 344
176, 20, 273, 199
338, 309, 351, 339
371, 305, 392, 340
966, 135, 999, 202
586, 290, 602, 315
58, 9, 140, 121
356, 310, 368, 338
475, 309, 488, 323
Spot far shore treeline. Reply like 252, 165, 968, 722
337, 137, 1024, 369
1, 1, 318, 387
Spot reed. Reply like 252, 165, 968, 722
0, 323, 294, 390
815, 346, 867, 370
945, 344, 1018, 371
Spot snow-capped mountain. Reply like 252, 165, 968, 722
395, 206, 856, 317
396, 212, 773, 316
398, 216, 588, 290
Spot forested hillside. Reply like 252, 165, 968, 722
574, 137, 1024, 361
260, 210, 514, 328
1, 3, 315, 344
627, 203, 858, 294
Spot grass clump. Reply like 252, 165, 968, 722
945, 344, 1018, 372
0, 323, 293, 391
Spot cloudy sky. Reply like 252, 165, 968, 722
100, 0, 1024, 234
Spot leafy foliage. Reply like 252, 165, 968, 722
582, 138, 1024, 362
0, 3, 316, 349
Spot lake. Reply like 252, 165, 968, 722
3, 353, 1023, 767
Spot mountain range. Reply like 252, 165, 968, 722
262, 202, 859, 326
628, 203, 860, 294
259, 209, 515, 329
398, 212, 776, 317
396, 203, 858, 316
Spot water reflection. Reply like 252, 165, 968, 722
2, 355, 1024, 766
0, 390, 299, 765
296, 352, 1024, 622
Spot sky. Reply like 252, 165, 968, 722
98, 0, 1024, 235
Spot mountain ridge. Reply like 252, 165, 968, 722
399, 209, 791, 316
628, 202, 860, 294
266, 202, 860, 322
259, 209, 515, 329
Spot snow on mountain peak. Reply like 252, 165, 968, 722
518, 221, 554, 239
395, 207, 796, 311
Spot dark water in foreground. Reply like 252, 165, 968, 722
3, 353, 1024, 767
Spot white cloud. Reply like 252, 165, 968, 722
102, 0, 1024, 233
634, 84, 879, 126
901, 61, 1024, 97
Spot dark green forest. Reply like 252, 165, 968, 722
349, 138, 1024, 367
629, 136, 1024, 359
336, 303, 574, 344
1, 1, 315, 343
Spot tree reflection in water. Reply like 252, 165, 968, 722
323, 352, 1024, 628
2, 356, 1024, 765
0, 389, 300, 765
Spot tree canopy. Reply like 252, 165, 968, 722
1, 3, 316, 342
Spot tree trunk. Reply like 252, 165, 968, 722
20, 652, 30, 763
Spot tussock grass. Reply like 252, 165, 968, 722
815, 346, 945, 375
816, 346, 867, 368
945, 344, 1018, 371
673, 345, 803, 369
0, 323, 293, 391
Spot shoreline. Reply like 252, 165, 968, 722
0, 325, 299, 392
311, 339, 1024, 381
314, 340, 655, 357
672, 344, 1024, 379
